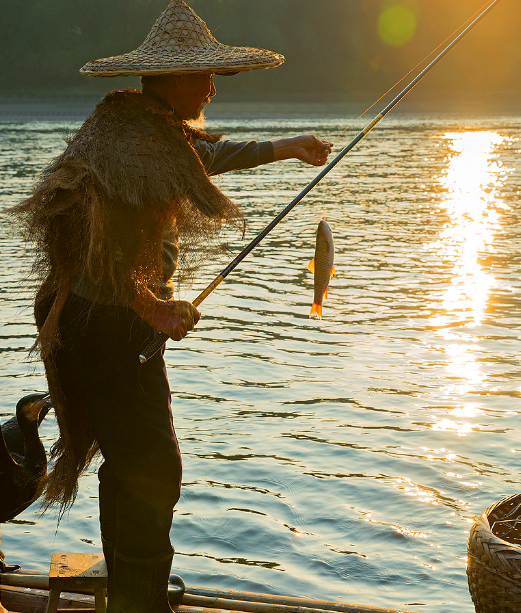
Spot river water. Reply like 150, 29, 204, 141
0, 103, 520, 613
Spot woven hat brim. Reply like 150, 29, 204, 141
80, 44, 284, 77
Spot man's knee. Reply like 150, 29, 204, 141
119, 452, 182, 507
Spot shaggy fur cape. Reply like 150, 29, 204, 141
17, 89, 242, 357
14, 89, 242, 510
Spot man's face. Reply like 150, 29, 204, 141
163, 73, 216, 120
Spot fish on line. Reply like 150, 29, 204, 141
307, 219, 335, 320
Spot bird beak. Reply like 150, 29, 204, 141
28, 394, 52, 419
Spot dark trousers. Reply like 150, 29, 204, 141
44, 294, 182, 559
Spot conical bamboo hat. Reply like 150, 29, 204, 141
80, 0, 284, 77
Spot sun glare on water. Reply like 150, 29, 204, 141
431, 131, 510, 328
425, 130, 512, 435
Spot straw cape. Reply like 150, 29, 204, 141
80, 0, 284, 77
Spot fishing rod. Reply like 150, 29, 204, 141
139, 0, 502, 363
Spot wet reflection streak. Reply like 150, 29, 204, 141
425, 131, 511, 435
430, 131, 509, 327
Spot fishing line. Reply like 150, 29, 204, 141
139, 0, 502, 363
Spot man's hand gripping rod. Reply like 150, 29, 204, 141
139, 0, 502, 364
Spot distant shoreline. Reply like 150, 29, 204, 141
0, 92, 518, 122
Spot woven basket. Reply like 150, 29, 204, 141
467, 493, 521, 612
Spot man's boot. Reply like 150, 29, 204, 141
108, 549, 185, 613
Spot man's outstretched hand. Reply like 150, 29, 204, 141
272, 135, 333, 166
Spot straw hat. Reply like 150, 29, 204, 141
80, 0, 284, 77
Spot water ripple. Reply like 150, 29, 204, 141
0, 109, 520, 613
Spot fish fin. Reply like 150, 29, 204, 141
324, 287, 328, 301
331, 265, 336, 277
309, 302, 322, 320
307, 258, 315, 274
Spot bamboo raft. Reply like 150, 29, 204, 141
0, 565, 418, 613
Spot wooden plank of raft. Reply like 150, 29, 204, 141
181, 594, 415, 613
1, 572, 418, 613
1, 574, 48, 589
0, 584, 93, 613
182, 589, 416, 613
0, 586, 250, 613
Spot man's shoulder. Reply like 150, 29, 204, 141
74, 88, 182, 148
94, 89, 175, 123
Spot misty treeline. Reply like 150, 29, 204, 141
1, 0, 518, 97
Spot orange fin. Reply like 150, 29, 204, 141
307, 258, 315, 274
331, 265, 336, 277
309, 302, 323, 320
324, 287, 328, 301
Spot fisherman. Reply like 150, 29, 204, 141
13, 1, 331, 612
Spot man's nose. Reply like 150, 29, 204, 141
209, 78, 216, 97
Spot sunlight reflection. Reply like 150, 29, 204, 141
428, 131, 510, 328
364, 512, 428, 539
394, 477, 439, 505
450, 405, 481, 418
431, 419, 472, 436
424, 131, 512, 435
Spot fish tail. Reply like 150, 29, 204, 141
309, 302, 322, 320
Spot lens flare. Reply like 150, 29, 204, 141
378, 5, 417, 47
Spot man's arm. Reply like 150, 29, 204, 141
193, 139, 274, 175
193, 135, 332, 176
